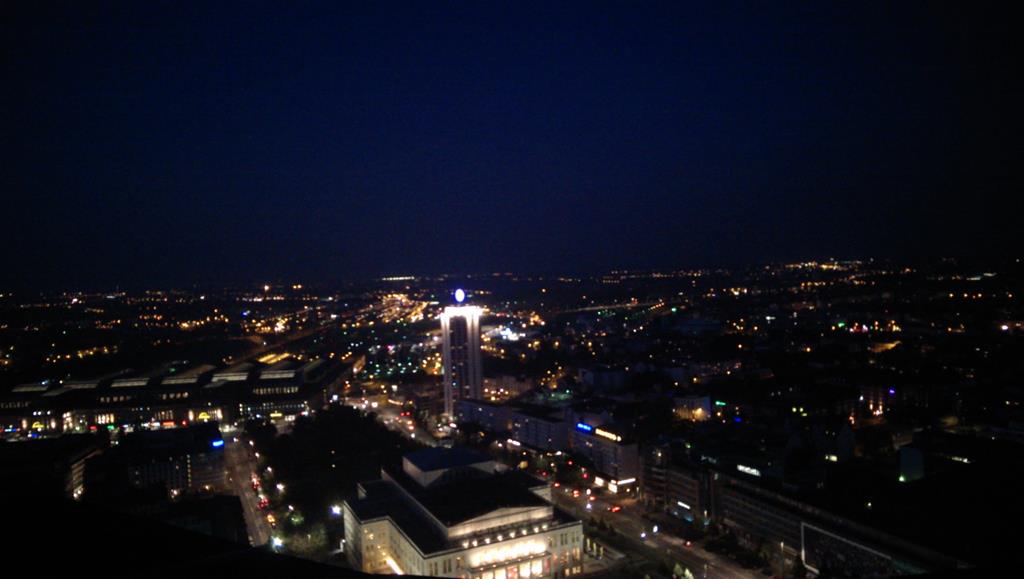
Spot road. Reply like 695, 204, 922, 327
224, 435, 272, 546
553, 491, 759, 579
229, 320, 333, 365
356, 401, 439, 447
555, 300, 666, 314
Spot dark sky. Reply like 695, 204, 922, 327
2, 2, 1021, 290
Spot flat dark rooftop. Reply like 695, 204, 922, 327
348, 479, 451, 554
387, 465, 550, 527
404, 446, 491, 472
0, 433, 103, 465
119, 421, 222, 458
511, 404, 564, 422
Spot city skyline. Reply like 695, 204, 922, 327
2, 253, 1021, 577
2, 254, 1018, 296
2, 2, 1022, 578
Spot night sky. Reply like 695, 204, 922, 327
2, 2, 1021, 290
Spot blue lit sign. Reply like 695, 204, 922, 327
454, 288, 466, 303
211, 439, 225, 448
576, 422, 594, 433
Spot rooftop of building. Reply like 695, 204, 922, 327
391, 465, 550, 527
347, 479, 451, 554
348, 469, 577, 556
510, 404, 565, 422
117, 421, 223, 459
213, 362, 254, 377
0, 433, 104, 468
162, 364, 217, 384
404, 446, 492, 473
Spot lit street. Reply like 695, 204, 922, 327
224, 436, 272, 547
553, 491, 759, 579
357, 401, 440, 447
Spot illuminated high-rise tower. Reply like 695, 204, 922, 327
440, 289, 482, 417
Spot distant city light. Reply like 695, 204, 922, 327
737, 464, 761, 477
211, 439, 224, 448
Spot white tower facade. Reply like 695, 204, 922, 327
440, 302, 482, 417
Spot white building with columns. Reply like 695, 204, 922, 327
343, 447, 584, 578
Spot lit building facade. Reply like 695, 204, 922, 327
343, 447, 584, 578
640, 443, 707, 524
0, 357, 353, 440
440, 299, 483, 417
568, 422, 640, 493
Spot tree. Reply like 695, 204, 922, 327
244, 418, 277, 449
286, 523, 328, 560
